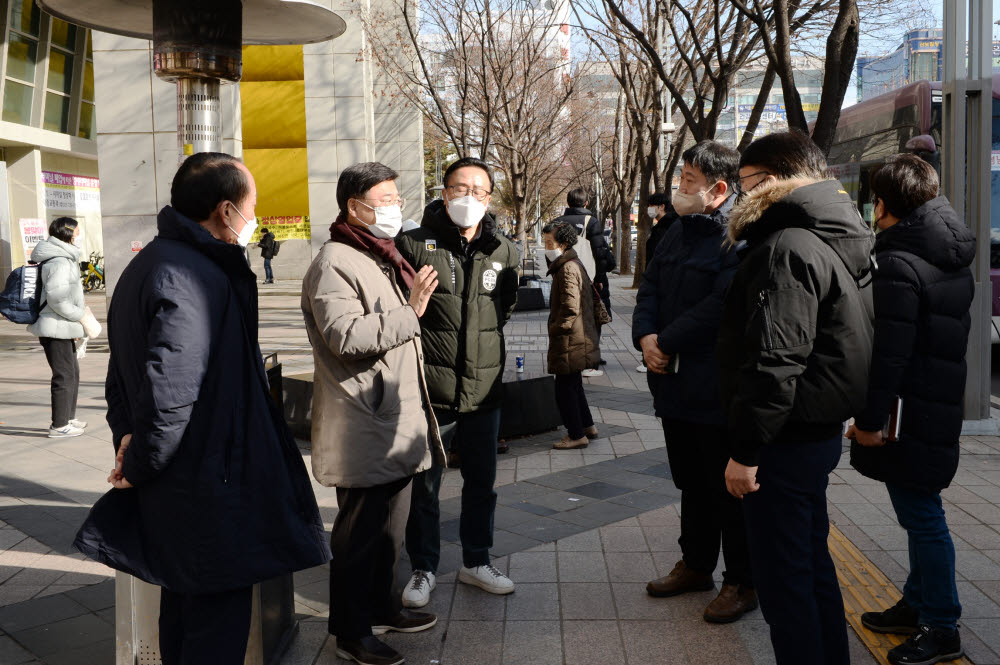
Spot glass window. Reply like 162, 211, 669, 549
78, 101, 95, 139
47, 50, 73, 94
82, 60, 94, 101
43, 91, 70, 133
6, 32, 38, 83
3, 80, 33, 124
10, 0, 40, 37
50, 19, 77, 51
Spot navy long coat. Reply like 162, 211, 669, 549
74, 207, 331, 594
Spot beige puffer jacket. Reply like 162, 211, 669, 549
546, 249, 601, 375
302, 240, 446, 488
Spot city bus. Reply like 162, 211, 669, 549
826, 74, 1000, 340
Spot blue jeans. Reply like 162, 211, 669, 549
743, 435, 848, 665
263, 258, 273, 281
405, 407, 501, 571
886, 482, 962, 631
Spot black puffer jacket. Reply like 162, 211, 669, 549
633, 199, 739, 425
851, 197, 975, 491
646, 211, 680, 263
397, 200, 520, 413
717, 179, 875, 466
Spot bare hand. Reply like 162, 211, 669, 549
846, 424, 885, 447
725, 458, 760, 498
108, 433, 133, 488
639, 335, 669, 373
408, 265, 439, 318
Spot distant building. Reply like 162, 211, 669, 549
857, 28, 1000, 102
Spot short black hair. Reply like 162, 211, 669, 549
443, 156, 494, 191
49, 217, 78, 243
739, 130, 827, 179
648, 192, 670, 207
337, 162, 399, 213
541, 221, 578, 248
869, 154, 939, 219
261, 227, 269, 234
171, 152, 250, 222
682, 140, 740, 188
567, 188, 588, 208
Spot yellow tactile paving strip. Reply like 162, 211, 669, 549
828, 524, 973, 664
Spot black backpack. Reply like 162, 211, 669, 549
272, 240, 280, 256
0, 260, 49, 324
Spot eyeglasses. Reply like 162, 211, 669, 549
445, 184, 492, 201
737, 170, 771, 183
358, 197, 406, 212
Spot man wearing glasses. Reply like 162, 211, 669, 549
397, 157, 521, 607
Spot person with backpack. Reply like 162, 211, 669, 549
26, 217, 90, 438
258, 227, 277, 284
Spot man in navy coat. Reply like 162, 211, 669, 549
75, 153, 330, 664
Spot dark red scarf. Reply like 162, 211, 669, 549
328, 213, 417, 289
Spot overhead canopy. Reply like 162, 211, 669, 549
35, 0, 346, 45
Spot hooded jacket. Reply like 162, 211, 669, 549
717, 178, 875, 466
396, 200, 520, 413
633, 198, 739, 425
74, 206, 331, 594
850, 196, 975, 492
546, 248, 601, 374
26, 237, 85, 339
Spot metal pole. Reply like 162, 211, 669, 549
176, 78, 223, 157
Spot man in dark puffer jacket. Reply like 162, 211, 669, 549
848, 155, 973, 665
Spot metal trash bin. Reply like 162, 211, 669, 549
114, 352, 298, 664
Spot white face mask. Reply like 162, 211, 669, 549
225, 202, 258, 248
356, 200, 403, 239
672, 183, 719, 217
447, 195, 487, 229
647, 206, 660, 218
544, 248, 563, 262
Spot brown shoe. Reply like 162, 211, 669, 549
646, 560, 715, 598
553, 435, 588, 450
584, 425, 599, 439
703, 584, 759, 623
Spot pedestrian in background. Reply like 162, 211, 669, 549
551, 188, 616, 375
258, 226, 276, 284
633, 141, 756, 623
636, 192, 680, 374
74, 153, 331, 665
543, 221, 600, 450
302, 161, 446, 665
718, 131, 874, 665
27, 217, 88, 438
848, 154, 972, 665
397, 156, 520, 607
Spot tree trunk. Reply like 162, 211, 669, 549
632, 139, 660, 287
772, 0, 809, 133
810, 0, 860, 154
738, 63, 777, 152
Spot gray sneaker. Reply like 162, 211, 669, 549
48, 424, 85, 438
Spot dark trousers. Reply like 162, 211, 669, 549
662, 419, 751, 586
159, 585, 253, 665
406, 407, 501, 571
329, 475, 412, 640
263, 258, 273, 281
39, 337, 78, 428
887, 482, 962, 631
554, 372, 595, 439
743, 435, 848, 665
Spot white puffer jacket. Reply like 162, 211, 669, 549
26, 237, 85, 339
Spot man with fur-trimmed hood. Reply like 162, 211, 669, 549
716, 131, 875, 665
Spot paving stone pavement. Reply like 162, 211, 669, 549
0, 276, 998, 664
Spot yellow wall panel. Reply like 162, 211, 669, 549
241, 81, 307, 149
243, 148, 310, 217
241, 45, 304, 82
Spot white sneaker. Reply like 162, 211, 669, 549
581, 368, 604, 377
458, 564, 515, 595
635, 364, 647, 373
402, 570, 436, 608
48, 424, 85, 438
69, 419, 87, 429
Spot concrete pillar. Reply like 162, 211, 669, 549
92, 33, 241, 296
5, 147, 47, 267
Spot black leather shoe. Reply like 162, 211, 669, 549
372, 609, 437, 635
862, 598, 919, 634
888, 625, 963, 665
335, 636, 404, 665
